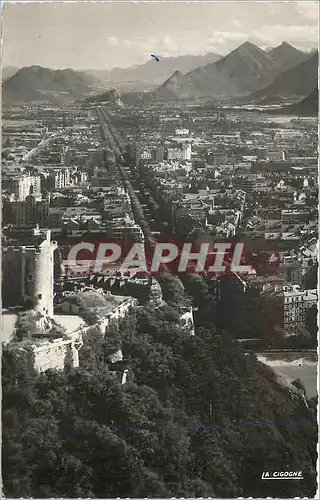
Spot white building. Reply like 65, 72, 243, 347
140, 150, 152, 160
267, 150, 285, 162
283, 285, 318, 336
175, 128, 190, 136
3, 175, 42, 201
182, 143, 192, 160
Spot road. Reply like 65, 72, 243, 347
22, 131, 60, 163
96, 106, 124, 157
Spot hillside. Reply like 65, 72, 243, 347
3, 293, 317, 498
87, 89, 155, 107
185, 41, 283, 97
152, 70, 199, 101
120, 91, 155, 106
86, 88, 124, 106
89, 69, 200, 104
2, 66, 19, 81
76, 70, 102, 86
86, 52, 221, 91
2, 66, 94, 105
268, 42, 309, 70
275, 88, 318, 116
238, 52, 318, 104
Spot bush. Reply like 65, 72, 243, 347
292, 378, 307, 396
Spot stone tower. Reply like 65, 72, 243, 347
2, 228, 57, 317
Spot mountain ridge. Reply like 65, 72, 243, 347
235, 51, 318, 105
268, 42, 309, 69
3, 65, 94, 105
86, 52, 222, 90
3, 43, 316, 105
154, 41, 285, 100
2, 66, 19, 81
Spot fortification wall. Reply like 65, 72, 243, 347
179, 307, 195, 336
8, 295, 137, 373
33, 331, 83, 372
60, 296, 138, 336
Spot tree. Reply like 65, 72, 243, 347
157, 273, 189, 307
304, 262, 318, 289
305, 304, 318, 343
292, 378, 307, 397
2, 296, 318, 498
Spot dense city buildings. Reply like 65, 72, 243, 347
2, 98, 317, 354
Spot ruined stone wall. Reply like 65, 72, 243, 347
21, 297, 137, 372
179, 307, 195, 336
61, 297, 138, 336
32, 331, 83, 372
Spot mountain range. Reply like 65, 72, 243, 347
2, 42, 317, 106
187, 41, 284, 97
153, 42, 316, 101
86, 52, 221, 91
237, 51, 318, 105
2, 53, 221, 104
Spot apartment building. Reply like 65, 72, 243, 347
281, 209, 310, 226
107, 215, 144, 242
11, 197, 50, 228
233, 176, 254, 193
3, 174, 42, 201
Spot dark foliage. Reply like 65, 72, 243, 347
306, 304, 318, 343
2, 291, 317, 497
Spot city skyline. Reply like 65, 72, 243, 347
2, 1, 318, 70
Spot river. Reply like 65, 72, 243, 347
256, 352, 318, 398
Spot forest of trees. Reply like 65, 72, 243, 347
179, 272, 318, 349
2, 274, 318, 498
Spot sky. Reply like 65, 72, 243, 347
2, 1, 319, 70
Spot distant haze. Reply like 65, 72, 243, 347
2, 1, 318, 70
